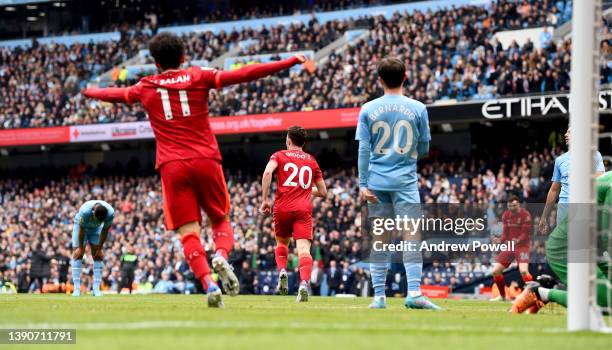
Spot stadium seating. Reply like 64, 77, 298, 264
1, 0, 601, 129
0, 146, 558, 295
17, 0, 386, 38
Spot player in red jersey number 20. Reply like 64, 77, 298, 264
83, 32, 306, 307
260, 126, 327, 302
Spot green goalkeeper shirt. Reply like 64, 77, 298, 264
547, 170, 612, 262
596, 171, 612, 232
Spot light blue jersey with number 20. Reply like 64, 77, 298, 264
355, 94, 430, 194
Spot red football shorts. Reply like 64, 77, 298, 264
273, 209, 313, 241
160, 158, 229, 230
496, 244, 530, 267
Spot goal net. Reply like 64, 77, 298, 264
568, 0, 611, 332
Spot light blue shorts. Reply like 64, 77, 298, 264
367, 190, 422, 263
72, 222, 102, 247
368, 189, 421, 218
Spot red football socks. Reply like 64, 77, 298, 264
493, 274, 506, 298
212, 220, 234, 260
275, 242, 289, 271
181, 232, 212, 289
298, 253, 313, 283
522, 273, 533, 283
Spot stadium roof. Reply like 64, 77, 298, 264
0, 0, 54, 5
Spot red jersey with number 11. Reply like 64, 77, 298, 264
125, 66, 222, 169
271, 149, 323, 212
85, 56, 299, 168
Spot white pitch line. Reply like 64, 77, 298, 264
0, 320, 566, 334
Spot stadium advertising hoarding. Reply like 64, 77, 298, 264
0, 127, 71, 146
67, 109, 359, 142
0, 90, 610, 147
482, 89, 612, 119
432, 89, 612, 121
68, 122, 155, 143
0, 109, 361, 147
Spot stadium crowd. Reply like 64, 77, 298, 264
0, 143, 563, 295
0, 30, 150, 129
46, 0, 386, 36
1, 0, 600, 129
208, 2, 586, 116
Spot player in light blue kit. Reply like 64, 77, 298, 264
356, 57, 440, 310
539, 128, 605, 234
71, 200, 115, 297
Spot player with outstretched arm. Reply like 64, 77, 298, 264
71, 200, 114, 297
260, 126, 327, 302
83, 32, 306, 307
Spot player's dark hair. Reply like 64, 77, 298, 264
287, 125, 307, 147
93, 204, 108, 222
148, 32, 185, 70
377, 57, 406, 88
507, 194, 520, 203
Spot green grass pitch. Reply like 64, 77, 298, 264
1, 295, 610, 350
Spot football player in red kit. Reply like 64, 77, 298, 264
490, 194, 533, 302
83, 32, 306, 307
260, 126, 327, 302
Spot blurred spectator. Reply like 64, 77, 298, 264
153, 272, 174, 293
16, 264, 30, 293
310, 262, 324, 296
54, 248, 70, 284
30, 244, 52, 292
539, 27, 552, 49
340, 261, 353, 294
120, 244, 138, 293
238, 261, 257, 294
326, 260, 342, 296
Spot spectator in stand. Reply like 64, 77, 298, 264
16, 264, 30, 293
539, 27, 552, 49
340, 261, 353, 294
310, 262, 324, 296
350, 268, 369, 297
153, 272, 174, 293
326, 260, 342, 296
120, 244, 138, 293
238, 261, 257, 295
29, 243, 53, 292
54, 248, 70, 285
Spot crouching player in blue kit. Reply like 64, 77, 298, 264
71, 200, 115, 296
356, 57, 440, 310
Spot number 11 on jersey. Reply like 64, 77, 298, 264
156, 88, 191, 120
